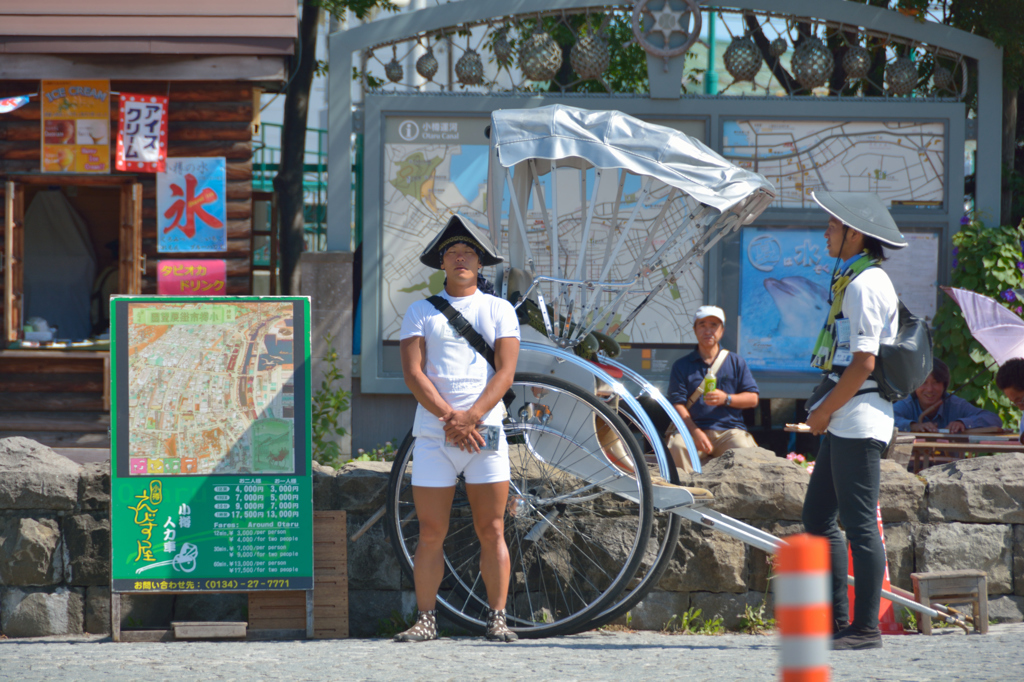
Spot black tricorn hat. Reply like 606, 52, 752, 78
418, 214, 504, 269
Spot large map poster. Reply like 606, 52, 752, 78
722, 120, 945, 208
110, 297, 312, 593
380, 115, 710, 346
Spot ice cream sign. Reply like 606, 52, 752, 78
41, 79, 111, 174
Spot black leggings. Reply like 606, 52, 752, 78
801, 433, 886, 631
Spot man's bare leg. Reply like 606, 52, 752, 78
465, 480, 510, 609
411, 485, 456, 611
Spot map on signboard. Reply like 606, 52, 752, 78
382, 117, 708, 345
722, 120, 945, 208
126, 302, 295, 476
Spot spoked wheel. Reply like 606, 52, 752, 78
576, 401, 682, 632
386, 372, 653, 638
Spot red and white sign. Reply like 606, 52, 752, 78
116, 93, 168, 172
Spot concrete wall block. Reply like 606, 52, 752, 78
879, 460, 926, 523
0, 515, 63, 586
78, 462, 111, 512
924, 453, 1024, 524
684, 448, 808, 522
0, 586, 84, 637
690, 590, 772, 631
85, 586, 110, 635
64, 513, 110, 586
347, 514, 404, 591
0, 437, 81, 511
658, 523, 748, 594
747, 521, 803, 593
988, 595, 1024, 623
1014, 525, 1024, 597
915, 522, 1013, 594
882, 522, 916, 592
347, 589, 416, 638
620, 590, 690, 631
330, 461, 392, 512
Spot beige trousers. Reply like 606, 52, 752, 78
667, 428, 758, 474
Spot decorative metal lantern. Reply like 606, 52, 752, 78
769, 37, 788, 58
519, 29, 562, 82
933, 65, 954, 91
385, 52, 404, 83
791, 37, 834, 90
455, 48, 485, 86
723, 37, 762, 82
416, 45, 439, 81
886, 55, 918, 96
493, 29, 514, 69
570, 31, 610, 81
842, 45, 871, 80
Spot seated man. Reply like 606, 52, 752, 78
996, 357, 1024, 444
894, 358, 1002, 433
667, 306, 760, 474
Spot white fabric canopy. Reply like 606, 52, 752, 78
489, 104, 776, 214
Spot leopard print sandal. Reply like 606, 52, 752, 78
393, 609, 438, 642
485, 608, 518, 642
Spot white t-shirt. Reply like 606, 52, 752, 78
827, 267, 898, 442
399, 289, 520, 439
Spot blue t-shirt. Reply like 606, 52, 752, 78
667, 349, 759, 431
892, 393, 1002, 432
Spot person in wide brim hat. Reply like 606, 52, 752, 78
419, 213, 504, 269
811, 191, 908, 249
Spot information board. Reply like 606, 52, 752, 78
110, 297, 312, 593
739, 227, 832, 373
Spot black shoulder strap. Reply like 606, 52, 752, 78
427, 295, 496, 369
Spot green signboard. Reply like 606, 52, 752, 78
110, 296, 313, 593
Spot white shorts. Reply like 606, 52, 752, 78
411, 434, 510, 487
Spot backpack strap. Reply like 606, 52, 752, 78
686, 349, 729, 409
427, 295, 496, 369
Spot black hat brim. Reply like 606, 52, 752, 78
418, 214, 504, 269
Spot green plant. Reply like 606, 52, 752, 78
311, 333, 351, 468
900, 606, 918, 631
376, 609, 417, 638
931, 218, 1024, 429
736, 600, 776, 634
350, 440, 398, 463
663, 606, 724, 635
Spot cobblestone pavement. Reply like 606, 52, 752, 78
2, 623, 1022, 681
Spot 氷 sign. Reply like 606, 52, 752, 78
157, 157, 227, 253
109, 296, 312, 593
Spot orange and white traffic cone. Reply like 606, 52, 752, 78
846, 503, 906, 635
777, 534, 830, 682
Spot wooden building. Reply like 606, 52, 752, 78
0, 1, 295, 447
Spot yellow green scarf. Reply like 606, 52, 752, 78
810, 252, 880, 371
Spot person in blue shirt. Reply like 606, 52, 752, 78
894, 358, 1002, 433
667, 305, 760, 473
995, 357, 1024, 444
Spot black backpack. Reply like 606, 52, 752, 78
872, 300, 933, 402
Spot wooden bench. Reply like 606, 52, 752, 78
911, 569, 988, 635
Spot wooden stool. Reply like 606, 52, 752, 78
911, 570, 988, 635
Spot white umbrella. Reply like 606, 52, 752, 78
942, 286, 1024, 366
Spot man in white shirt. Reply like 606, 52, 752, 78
394, 215, 520, 643
802, 192, 906, 651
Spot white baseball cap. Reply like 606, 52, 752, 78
694, 305, 725, 325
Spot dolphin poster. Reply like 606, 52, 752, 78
739, 228, 833, 373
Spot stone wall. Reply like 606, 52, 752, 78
3, 436, 1023, 637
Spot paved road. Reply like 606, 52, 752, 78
2, 624, 1021, 681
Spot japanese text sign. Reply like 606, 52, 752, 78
110, 297, 313, 593
40, 79, 110, 174
158, 260, 227, 295
116, 93, 168, 172
157, 157, 227, 253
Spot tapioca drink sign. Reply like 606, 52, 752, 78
41, 80, 110, 173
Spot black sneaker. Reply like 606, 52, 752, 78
394, 610, 438, 642
833, 619, 849, 636
832, 625, 882, 650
